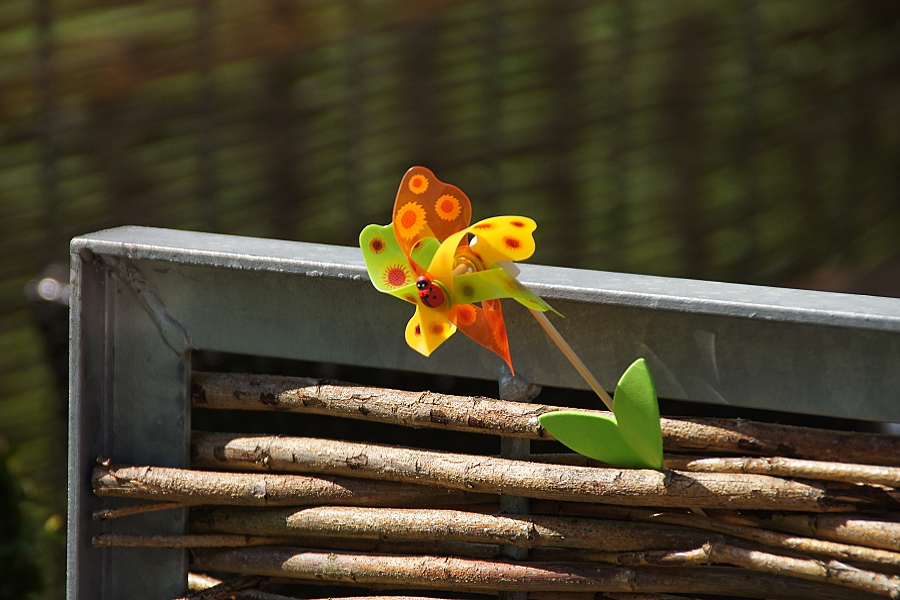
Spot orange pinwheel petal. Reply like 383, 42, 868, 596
453, 303, 511, 372
393, 167, 472, 258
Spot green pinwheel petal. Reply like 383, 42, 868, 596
453, 267, 560, 315
411, 237, 440, 272
538, 358, 663, 470
359, 223, 418, 299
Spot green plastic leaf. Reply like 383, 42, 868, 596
538, 358, 663, 470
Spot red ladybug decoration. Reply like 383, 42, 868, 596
416, 276, 447, 308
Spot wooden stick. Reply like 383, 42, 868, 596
190, 505, 711, 551
108, 532, 900, 597
189, 569, 463, 600
533, 542, 900, 597
190, 504, 900, 570
721, 512, 900, 553
191, 371, 900, 465
188, 572, 223, 592
187, 573, 297, 600
189, 548, 881, 599
190, 432, 895, 511
704, 542, 900, 598
175, 575, 271, 600
538, 453, 900, 488
528, 309, 614, 410
93, 533, 300, 548
528, 501, 900, 575
189, 573, 448, 600
530, 594, 706, 600
93, 501, 190, 521
664, 455, 900, 488
117, 532, 501, 559
92, 463, 488, 507
644, 511, 900, 570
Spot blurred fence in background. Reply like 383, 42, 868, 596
1, 1, 899, 596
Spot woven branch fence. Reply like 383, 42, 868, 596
92, 371, 900, 599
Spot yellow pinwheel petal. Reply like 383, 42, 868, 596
468, 216, 537, 266
427, 228, 469, 295
404, 304, 457, 357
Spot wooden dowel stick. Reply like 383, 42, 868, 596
529, 309, 614, 410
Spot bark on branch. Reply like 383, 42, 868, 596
538, 453, 900, 489
664, 455, 900, 488
190, 431, 895, 512
191, 371, 900, 466
533, 542, 900, 598
188, 572, 487, 600
646, 511, 900, 569
528, 501, 900, 569
93, 500, 190, 521
106, 531, 502, 559
96, 532, 900, 598
92, 463, 487, 507
189, 548, 882, 599
722, 512, 900, 553
93, 533, 299, 548
190, 505, 711, 551
175, 575, 270, 600
702, 542, 900, 598
531, 595, 705, 600
189, 504, 900, 571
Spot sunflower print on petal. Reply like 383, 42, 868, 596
408, 172, 429, 194
395, 202, 427, 240
382, 264, 411, 289
435, 195, 462, 221
453, 303, 478, 327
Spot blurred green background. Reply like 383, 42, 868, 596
2, 1, 899, 597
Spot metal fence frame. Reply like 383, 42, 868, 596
68, 226, 900, 599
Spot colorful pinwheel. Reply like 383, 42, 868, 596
360, 166, 664, 471
359, 166, 558, 373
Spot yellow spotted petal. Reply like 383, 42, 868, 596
468, 216, 537, 266
427, 228, 469, 295
404, 304, 457, 357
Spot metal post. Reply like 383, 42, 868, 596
498, 364, 541, 600
68, 250, 191, 599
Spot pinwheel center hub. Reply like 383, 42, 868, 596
416, 276, 448, 309
454, 250, 485, 274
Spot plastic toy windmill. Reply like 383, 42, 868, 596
360, 166, 664, 470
